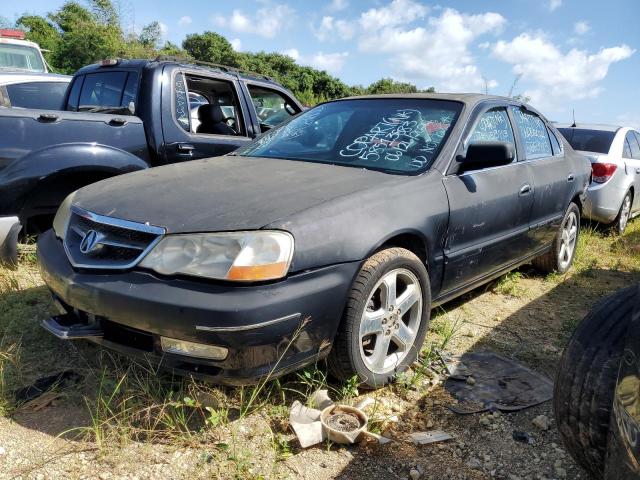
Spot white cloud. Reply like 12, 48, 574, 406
230, 38, 242, 51
357, 8, 505, 92
548, 0, 562, 11
617, 113, 640, 130
493, 33, 635, 108
212, 5, 294, 38
573, 20, 590, 35
177, 16, 192, 27
282, 49, 348, 73
313, 16, 355, 41
328, 0, 348, 12
359, 0, 428, 30
158, 22, 168, 37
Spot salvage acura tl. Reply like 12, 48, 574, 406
37, 94, 591, 387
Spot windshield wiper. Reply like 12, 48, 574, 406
77, 105, 131, 114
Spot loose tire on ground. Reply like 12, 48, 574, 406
554, 285, 637, 478
328, 247, 431, 389
533, 202, 580, 273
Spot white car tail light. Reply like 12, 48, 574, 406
592, 163, 617, 184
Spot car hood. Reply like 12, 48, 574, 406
73, 155, 404, 233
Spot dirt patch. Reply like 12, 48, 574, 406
1, 221, 638, 479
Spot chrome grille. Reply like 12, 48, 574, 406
64, 206, 165, 269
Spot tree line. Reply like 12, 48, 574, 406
2, 0, 435, 104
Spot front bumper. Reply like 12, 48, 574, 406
37, 230, 360, 385
0, 216, 21, 265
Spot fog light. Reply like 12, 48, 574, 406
160, 337, 228, 360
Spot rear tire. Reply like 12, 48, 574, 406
612, 191, 632, 235
533, 202, 580, 273
554, 286, 636, 478
328, 248, 431, 389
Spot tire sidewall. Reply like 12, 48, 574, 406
348, 249, 431, 388
615, 191, 632, 235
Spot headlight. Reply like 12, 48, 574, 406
140, 231, 294, 282
53, 192, 76, 239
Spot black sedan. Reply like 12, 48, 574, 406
37, 94, 591, 387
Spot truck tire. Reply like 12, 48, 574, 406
533, 202, 580, 273
554, 285, 636, 478
328, 248, 431, 389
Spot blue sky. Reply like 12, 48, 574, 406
7, 0, 640, 126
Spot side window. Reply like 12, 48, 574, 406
184, 74, 244, 136
247, 85, 300, 132
623, 138, 633, 159
625, 131, 640, 160
469, 108, 516, 149
547, 127, 563, 156
173, 72, 190, 132
512, 108, 553, 160
66, 76, 83, 111
6, 82, 69, 110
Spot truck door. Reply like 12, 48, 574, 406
240, 81, 302, 135
441, 105, 535, 293
161, 66, 253, 162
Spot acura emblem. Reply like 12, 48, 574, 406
79, 229, 104, 255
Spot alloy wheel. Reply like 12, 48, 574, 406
358, 268, 423, 374
619, 194, 631, 233
559, 211, 578, 270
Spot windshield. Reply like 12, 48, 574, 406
236, 98, 462, 174
0, 44, 45, 72
558, 128, 615, 154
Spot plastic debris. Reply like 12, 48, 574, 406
320, 404, 368, 444
309, 389, 334, 410
409, 430, 454, 445
289, 400, 325, 448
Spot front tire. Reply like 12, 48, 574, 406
328, 248, 431, 389
554, 286, 636, 478
533, 202, 580, 273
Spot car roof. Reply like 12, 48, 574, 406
0, 72, 71, 85
74, 58, 284, 87
333, 92, 523, 107
555, 123, 623, 132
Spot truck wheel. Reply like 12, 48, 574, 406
612, 191, 632, 235
328, 248, 431, 389
533, 202, 580, 273
554, 286, 636, 478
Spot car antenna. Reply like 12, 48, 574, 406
571, 109, 577, 128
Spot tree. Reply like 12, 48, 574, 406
139, 21, 162, 49
15, 15, 61, 66
183, 32, 240, 67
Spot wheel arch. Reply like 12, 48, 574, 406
370, 230, 431, 271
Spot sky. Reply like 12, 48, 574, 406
7, 0, 640, 126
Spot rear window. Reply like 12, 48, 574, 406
237, 98, 462, 174
68, 71, 139, 115
558, 128, 615, 154
6, 81, 68, 110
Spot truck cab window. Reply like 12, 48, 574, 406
247, 85, 299, 132
75, 71, 139, 115
184, 74, 244, 136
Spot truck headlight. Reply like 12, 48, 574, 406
140, 231, 294, 282
53, 192, 76, 239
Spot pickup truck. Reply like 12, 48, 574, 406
0, 58, 303, 263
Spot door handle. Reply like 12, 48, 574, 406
519, 184, 532, 196
177, 143, 195, 154
567, 173, 575, 182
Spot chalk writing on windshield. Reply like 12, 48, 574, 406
339, 109, 453, 169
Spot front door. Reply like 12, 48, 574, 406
441, 106, 534, 293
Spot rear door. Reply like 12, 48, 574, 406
441, 104, 534, 293
624, 131, 640, 212
513, 108, 571, 250
161, 67, 253, 162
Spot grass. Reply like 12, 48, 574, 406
1, 218, 640, 475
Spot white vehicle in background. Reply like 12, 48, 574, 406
557, 124, 640, 234
0, 72, 70, 110
0, 29, 49, 73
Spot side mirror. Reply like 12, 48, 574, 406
460, 141, 515, 171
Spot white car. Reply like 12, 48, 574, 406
557, 124, 640, 233
0, 29, 49, 73
0, 72, 71, 110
